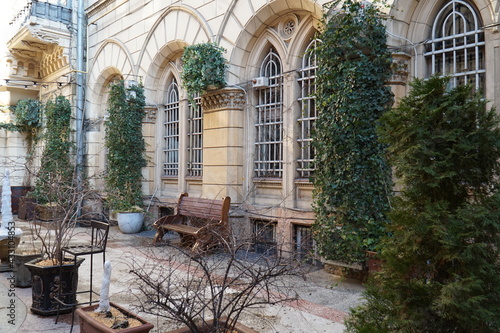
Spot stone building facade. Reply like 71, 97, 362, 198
1, 0, 499, 255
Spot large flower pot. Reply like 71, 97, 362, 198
76, 302, 154, 333
0, 236, 21, 272
25, 257, 84, 316
166, 317, 259, 333
35, 204, 65, 221
18, 196, 36, 220
10, 186, 32, 214
13, 251, 42, 287
117, 212, 144, 234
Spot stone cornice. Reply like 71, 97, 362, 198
201, 88, 246, 112
86, 0, 118, 18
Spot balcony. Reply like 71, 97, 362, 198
5, 0, 73, 84
9, 0, 72, 34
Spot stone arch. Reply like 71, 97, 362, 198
137, 5, 213, 83
388, 0, 494, 78
226, 0, 323, 85
87, 39, 134, 119
142, 41, 186, 105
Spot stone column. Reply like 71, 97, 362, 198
201, 87, 245, 203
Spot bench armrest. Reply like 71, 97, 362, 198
153, 215, 183, 229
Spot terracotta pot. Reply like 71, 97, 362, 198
165, 317, 259, 333
76, 302, 154, 333
366, 251, 384, 273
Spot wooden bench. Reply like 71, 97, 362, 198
152, 193, 231, 252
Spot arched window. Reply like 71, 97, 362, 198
255, 48, 283, 178
297, 39, 319, 178
163, 78, 179, 176
424, 0, 485, 91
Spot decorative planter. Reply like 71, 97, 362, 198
35, 204, 65, 221
117, 212, 144, 234
13, 251, 42, 287
166, 317, 259, 333
25, 257, 85, 316
10, 186, 32, 214
76, 302, 154, 333
18, 196, 36, 220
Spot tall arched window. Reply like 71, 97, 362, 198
163, 78, 179, 176
424, 0, 485, 90
254, 48, 283, 178
297, 39, 319, 178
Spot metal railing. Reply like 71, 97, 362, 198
9, 0, 72, 33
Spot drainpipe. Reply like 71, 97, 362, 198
75, 0, 85, 201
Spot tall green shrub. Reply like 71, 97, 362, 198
105, 80, 146, 211
346, 76, 500, 332
32, 96, 74, 204
312, 0, 394, 263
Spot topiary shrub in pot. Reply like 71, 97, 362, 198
180, 42, 227, 104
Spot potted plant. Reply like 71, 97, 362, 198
19, 95, 87, 315
104, 80, 147, 234
76, 261, 154, 333
29, 96, 74, 221
180, 42, 227, 103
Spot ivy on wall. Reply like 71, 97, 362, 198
32, 96, 74, 204
104, 80, 147, 212
312, 0, 394, 263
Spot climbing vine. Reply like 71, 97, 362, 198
312, 0, 394, 263
104, 80, 147, 212
31, 96, 74, 204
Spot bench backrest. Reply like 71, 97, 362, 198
176, 193, 231, 224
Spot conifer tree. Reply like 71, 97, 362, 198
346, 76, 500, 332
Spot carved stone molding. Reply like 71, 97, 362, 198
10, 48, 38, 61
201, 88, 246, 112
143, 106, 158, 123
389, 52, 411, 86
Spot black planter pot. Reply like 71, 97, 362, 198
25, 257, 85, 316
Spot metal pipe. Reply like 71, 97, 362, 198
75, 0, 85, 194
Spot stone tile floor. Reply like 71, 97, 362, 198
0, 219, 365, 333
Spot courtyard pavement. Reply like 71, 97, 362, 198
0, 219, 365, 333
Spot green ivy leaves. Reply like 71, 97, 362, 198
181, 42, 227, 102
105, 80, 147, 211
312, 0, 394, 263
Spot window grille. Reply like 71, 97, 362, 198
293, 224, 314, 260
163, 79, 179, 176
297, 39, 319, 178
254, 48, 283, 178
424, 0, 485, 91
253, 219, 277, 255
187, 96, 203, 177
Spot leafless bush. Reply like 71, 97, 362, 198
128, 229, 306, 332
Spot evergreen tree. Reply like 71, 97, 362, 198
346, 76, 500, 332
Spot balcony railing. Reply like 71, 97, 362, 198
9, 0, 72, 33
